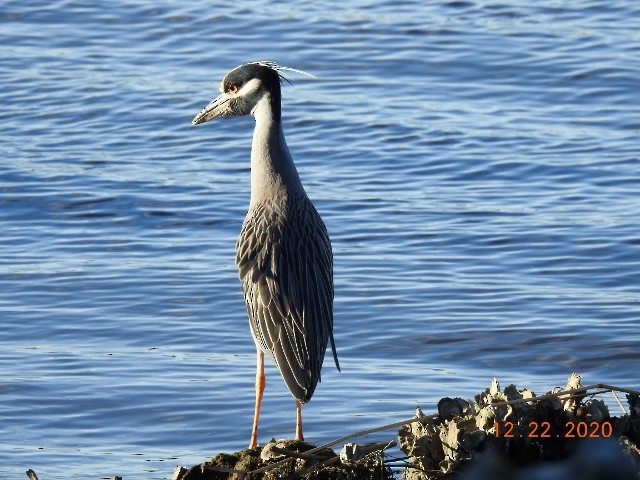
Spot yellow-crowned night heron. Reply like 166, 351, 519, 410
192, 61, 340, 448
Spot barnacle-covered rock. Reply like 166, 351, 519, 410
340, 442, 364, 462
399, 374, 640, 479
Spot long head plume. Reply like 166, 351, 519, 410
250, 61, 316, 85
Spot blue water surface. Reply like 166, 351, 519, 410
1, 1, 639, 478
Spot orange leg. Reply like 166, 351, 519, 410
295, 400, 303, 441
250, 350, 265, 449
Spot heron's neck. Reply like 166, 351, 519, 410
250, 95, 303, 205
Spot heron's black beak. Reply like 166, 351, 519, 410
192, 92, 233, 125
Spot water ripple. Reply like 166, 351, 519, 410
2, 0, 640, 478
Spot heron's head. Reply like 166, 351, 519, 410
192, 61, 314, 126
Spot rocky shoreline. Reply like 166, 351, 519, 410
169, 374, 640, 480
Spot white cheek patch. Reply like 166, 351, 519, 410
238, 78, 261, 96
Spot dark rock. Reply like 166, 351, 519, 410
172, 439, 393, 480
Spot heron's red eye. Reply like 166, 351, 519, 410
229, 84, 238, 93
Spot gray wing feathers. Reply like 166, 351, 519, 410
236, 194, 339, 403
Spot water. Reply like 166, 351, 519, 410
1, 0, 639, 478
